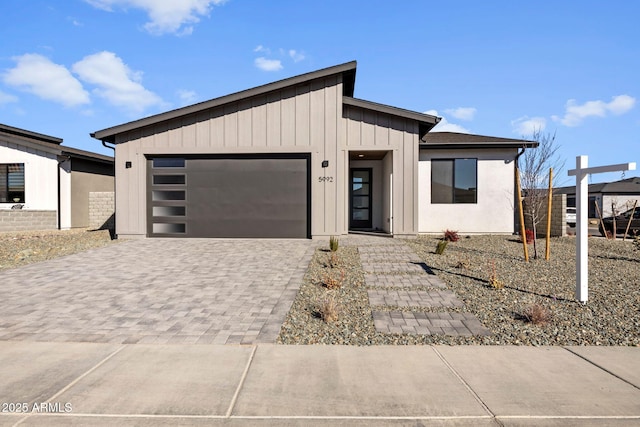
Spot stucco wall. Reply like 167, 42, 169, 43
70, 159, 114, 228
418, 148, 518, 234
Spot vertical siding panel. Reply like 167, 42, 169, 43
295, 84, 310, 146
324, 78, 338, 233
182, 116, 196, 150
346, 107, 362, 147
238, 99, 253, 147
389, 118, 404, 147
167, 119, 182, 148
310, 80, 326, 233
210, 108, 225, 147
361, 110, 375, 145
375, 114, 390, 146
281, 87, 296, 146
224, 103, 238, 148
195, 111, 210, 148
266, 92, 281, 146
154, 122, 169, 148
252, 95, 267, 148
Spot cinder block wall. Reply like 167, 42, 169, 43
89, 192, 115, 230
522, 193, 567, 237
0, 210, 57, 231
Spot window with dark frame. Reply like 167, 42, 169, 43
431, 158, 477, 204
0, 163, 25, 203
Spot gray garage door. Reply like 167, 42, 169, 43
147, 155, 310, 238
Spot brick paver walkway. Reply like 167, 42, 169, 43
0, 239, 316, 345
348, 234, 491, 337
372, 311, 492, 336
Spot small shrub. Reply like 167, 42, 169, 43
444, 229, 460, 242
522, 304, 551, 326
328, 252, 340, 268
318, 296, 339, 323
520, 229, 535, 244
488, 260, 504, 289
323, 269, 345, 289
435, 240, 448, 255
454, 257, 470, 270
329, 236, 339, 252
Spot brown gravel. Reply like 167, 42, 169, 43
279, 235, 640, 346
0, 228, 115, 271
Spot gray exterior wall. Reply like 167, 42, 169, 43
70, 160, 114, 228
114, 75, 342, 238
113, 73, 423, 239
343, 104, 420, 237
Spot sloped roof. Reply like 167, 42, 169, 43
0, 123, 113, 163
556, 177, 640, 195
92, 61, 358, 143
420, 131, 537, 148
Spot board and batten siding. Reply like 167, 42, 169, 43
342, 104, 420, 237
113, 75, 343, 238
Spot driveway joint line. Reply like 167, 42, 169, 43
562, 346, 640, 391
226, 344, 257, 417
430, 346, 497, 419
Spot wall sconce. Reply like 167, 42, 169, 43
125, 161, 132, 169
322, 160, 329, 168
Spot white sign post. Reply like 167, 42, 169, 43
568, 156, 636, 303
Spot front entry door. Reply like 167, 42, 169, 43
350, 168, 372, 229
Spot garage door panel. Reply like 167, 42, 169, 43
148, 156, 309, 238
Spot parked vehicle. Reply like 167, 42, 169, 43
566, 207, 576, 227
599, 207, 640, 237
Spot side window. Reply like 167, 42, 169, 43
431, 159, 477, 204
0, 163, 25, 203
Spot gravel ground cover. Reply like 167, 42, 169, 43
0, 228, 115, 271
279, 235, 640, 345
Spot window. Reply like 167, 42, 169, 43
431, 159, 477, 204
0, 163, 25, 203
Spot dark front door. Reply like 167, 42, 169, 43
350, 168, 372, 229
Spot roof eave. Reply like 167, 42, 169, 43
420, 142, 539, 149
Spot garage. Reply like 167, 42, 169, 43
147, 154, 310, 238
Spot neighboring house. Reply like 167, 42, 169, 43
91, 61, 536, 239
555, 177, 640, 218
0, 124, 114, 232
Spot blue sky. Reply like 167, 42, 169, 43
1, 0, 638, 184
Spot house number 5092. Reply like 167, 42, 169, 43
318, 177, 334, 182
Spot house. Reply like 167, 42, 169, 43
0, 124, 114, 232
555, 177, 640, 218
91, 61, 536, 239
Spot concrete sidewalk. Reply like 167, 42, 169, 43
1, 343, 639, 426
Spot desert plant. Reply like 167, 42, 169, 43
444, 229, 460, 242
323, 269, 345, 289
329, 236, 339, 252
520, 229, 535, 244
488, 260, 504, 289
318, 296, 339, 323
435, 240, 448, 255
328, 251, 340, 268
522, 303, 551, 326
454, 256, 470, 270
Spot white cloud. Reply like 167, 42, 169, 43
83, 0, 226, 35
0, 90, 18, 105
177, 89, 197, 105
72, 51, 163, 113
444, 107, 476, 121
289, 49, 305, 63
511, 116, 547, 135
552, 94, 636, 127
254, 45, 270, 54
254, 57, 282, 72
424, 109, 470, 133
3, 54, 90, 107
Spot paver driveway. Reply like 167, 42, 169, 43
0, 239, 316, 345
